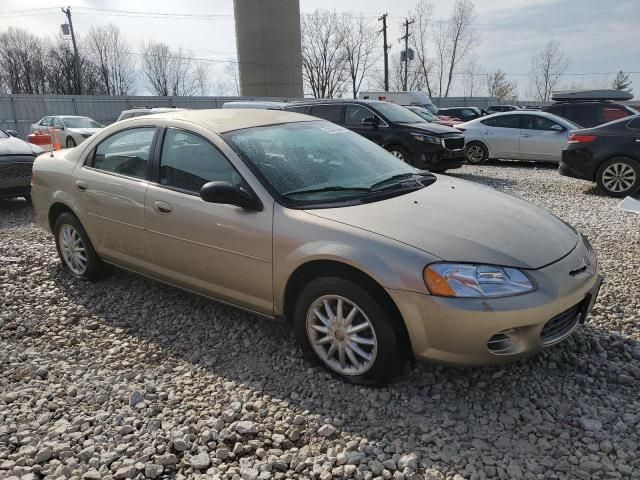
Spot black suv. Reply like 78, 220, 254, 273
285, 100, 465, 172
544, 101, 637, 128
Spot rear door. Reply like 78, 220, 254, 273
72, 127, 157, 269
518, 115, 568, 161
478, 115, 521, 158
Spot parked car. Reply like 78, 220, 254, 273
403, 105, 460, 127
560, 114, 640, 197
359, 91, 439, 114
285, 100, 465, 172
1, 127, 45, 201
222, 101, 288, 110
544, 90, 637, 128
30, 109, 602, 385
117, 107, 185, 121
456, 111, 579, 164
437, 107, 480, 123
487, 105, 521, 114
31, 116, 103, 148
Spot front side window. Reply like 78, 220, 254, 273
344, 104, 378, 126
373, 102, 424, 123
39, 117, 49, 126
309, 105, 342, 123
64, 117, 101, 129
160, 129, 238, 193
92, 127, 155, 179
481, 115, 519, 128
226, 120, 419, 204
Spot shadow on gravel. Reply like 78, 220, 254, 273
54, 263, 640, 475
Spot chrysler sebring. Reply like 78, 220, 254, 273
31, 110, 602, 385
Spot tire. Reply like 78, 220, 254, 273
596, 157, 640, 198
66, 136, 76, 148
53, 212, 105, 280
465, 141, 488, 164
293, 276, 404, 386
386, 145, 411, 164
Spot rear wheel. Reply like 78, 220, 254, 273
596, 157, 640, 197
53, 213, 105, 280
466, 142, 488, 164
386, 145, 410, 164
66, 136, 76, 148
293, 276, 404, 386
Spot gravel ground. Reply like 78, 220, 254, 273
1, 161, 639, 480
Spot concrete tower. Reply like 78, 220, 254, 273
233, 0, 303, 98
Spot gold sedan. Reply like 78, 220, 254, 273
31, 109, 602, 385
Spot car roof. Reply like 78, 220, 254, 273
288, 99, 387, 106
138, 108, 316, 133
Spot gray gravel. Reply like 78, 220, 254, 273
1, 160, 639, 480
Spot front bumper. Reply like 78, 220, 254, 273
387, 237, 601, 366
419, 149, 465, 171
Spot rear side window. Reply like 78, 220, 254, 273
481, 116, 519, 128
309, 105, 343, 124
548, 104, 593, 127
159, 129, 237, 193
92, 127, 156, 179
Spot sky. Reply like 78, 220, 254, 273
1, 0, 638, 99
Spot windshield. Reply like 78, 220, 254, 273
0, 129, 8, 139
63, 117, 101, 129
373, 102, 425, 124
226, 121, 423, 205
408, 106, 437, 122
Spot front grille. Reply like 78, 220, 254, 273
0, 160, 33, 180
540, 302, 582, 346
443, 136, 465, 151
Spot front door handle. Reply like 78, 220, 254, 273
635, 139, 640, 143
522, 134, 531, 138
75, 180, 88, 191
153, 201, 173, 214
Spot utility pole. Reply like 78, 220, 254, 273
378, 13, 390, 92
61, 6, 82, 95
400, 18, 414, 92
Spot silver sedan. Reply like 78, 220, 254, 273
457, 111, 580, 164
31, 115, 103, 149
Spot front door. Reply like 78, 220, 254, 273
518, 115, 569, 162
144, 128, 273, 314
72, 126, 157, 269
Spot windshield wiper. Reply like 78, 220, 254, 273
283, 186, 370, 197
369, 172, 434, 191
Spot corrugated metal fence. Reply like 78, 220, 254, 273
0, 95, 292, 138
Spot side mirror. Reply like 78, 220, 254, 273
200, 181, 261, 211
6, 129, 18, 137
551, 124, 565, 132
361, 117, 379, 127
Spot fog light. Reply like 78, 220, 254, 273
487, 328, 521, 354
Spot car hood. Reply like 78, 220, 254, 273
0, 136, 36, 156
395, 121, 461, 135
67, 128, 101, 135
305, 176, 578, 270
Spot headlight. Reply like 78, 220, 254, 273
411, 132, 442, 144
423, 263, 535, 298
31, 144, 45, 155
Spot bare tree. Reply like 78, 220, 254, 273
301, 10, 348, 98
611, 70, 632, 92
341, 14, 378, 98
432, 21, 448, 98
410, 0, 435, 96
170, 48, 196, 96
387, 53, 425, 92
45, 36, 102, 94
531, 40, 569, 102
141, 41, 197, 96
485, 69, 518, 101
193, 62, 210, 96
462, 58, 482, 97
86, 24, 135, 95
443, 0, 476, 97
0, 28, 47, 94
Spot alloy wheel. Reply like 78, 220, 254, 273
601, 162, 636, 193
58, 224, 87, 275
467, 144, 485, 163
306, 295, 378, 376
390, 150, 405, 161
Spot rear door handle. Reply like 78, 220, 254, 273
153, 201, 173, 214
75, 180, 87, 191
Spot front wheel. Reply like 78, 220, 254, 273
596, 157, 640, 197
386, 145, 410, 164
465, 142, 488, 164
53, 213, 105, 280
66, 136, 76, 148
293, 277, 404, 386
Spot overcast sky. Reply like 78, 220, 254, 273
1, 0, 638, 98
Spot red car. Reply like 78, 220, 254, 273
404, 105, 461, 127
